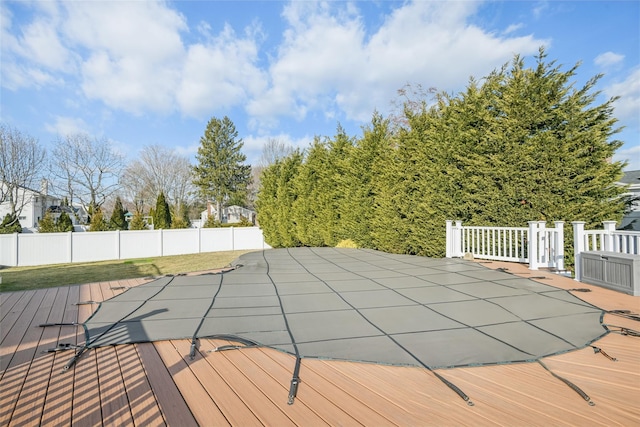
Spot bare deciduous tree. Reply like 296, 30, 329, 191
50, 133, 124, 214
248, 138, 294, 209
121, 145, 195, 214
0, 124, 47, 224
258, 138, 294, 168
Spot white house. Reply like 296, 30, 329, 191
0, 183, 59, 231
619, 170, 640, 231
200, 203, 256, 225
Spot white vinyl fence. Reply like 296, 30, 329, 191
0, 227, 271, 267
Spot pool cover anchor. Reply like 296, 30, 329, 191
287, 357, 302, 405
538, 360, 595, 406
591, 346, 617, 361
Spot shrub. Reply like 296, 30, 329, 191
336, 239, 359, 248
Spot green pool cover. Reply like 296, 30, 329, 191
78, 247, 608, 405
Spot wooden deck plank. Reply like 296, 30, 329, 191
314, 359, 465, 426
7, 286, 69, 427
204, 339, 329, 427
1, 265, 638, 427
244, 346, 363, 426
0, 287, 57, 426
153, 340, 230, 427
0, 291, 24, 321
0, 289, 58, 425
197, 340, 297, 427
40, 285, 81, 427
115, 344, 166, 427
0, 289, 46, 355
169, 339, 263, 426
292, 358, 398, 426
136, 342, 196, 427
70, 284, 104, 427
96, 346, 135, 426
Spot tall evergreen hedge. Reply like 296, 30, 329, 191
256, 50, 629, 258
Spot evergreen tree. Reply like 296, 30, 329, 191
110, 196, 128, 230
340, 113, 392, 248
129, 211, 147, 230
153, 192, 172, 229
57, 211, 74, 232
193, 116, 252, 223
38, 211, 57, 233
291, 139, 329, 246
170, 203, 191, 229
0, 213, 22, 234
203, 214, 220, 228
89, 208, 110, 231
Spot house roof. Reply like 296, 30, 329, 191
620, 169, 640, 186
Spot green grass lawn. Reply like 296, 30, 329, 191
0, 250, 253, 293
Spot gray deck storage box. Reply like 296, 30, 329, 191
580, 251, 640, 296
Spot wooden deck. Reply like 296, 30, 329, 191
1, 261, 639, 426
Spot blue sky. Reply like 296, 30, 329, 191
2, 1, 639, 170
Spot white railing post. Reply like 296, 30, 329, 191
446, 220, 453, 258
454, 221, 463, 257
528, 221, 539, 270
538, 221, 547, 266
572, 221, 586, 282
446, 220, 464, 258
602, 221, 616, 252
554, 221, 565, 271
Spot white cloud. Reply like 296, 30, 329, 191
176, 24, 267, 118
243, 133, 312, 165
606, 68, 640, 125
595, 51, 624, 68
247, 1, 545, 129
62, 1, 188, 114
45, 115, 89, 135
0, 2, 69, 89
614, 144, 640, 171
504, 23, 524, 35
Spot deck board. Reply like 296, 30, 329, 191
136, 342, 195, 427
1, 259, 639, 426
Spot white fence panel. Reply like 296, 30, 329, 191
162, 229, 200, 256
234, 227, 269, 250
0, 234, 17, 266
120, 230, 162, 259
19, 232, 71, 266
0, 227, 268, 267
201, 228, 234, 252
73, 231, 119, 263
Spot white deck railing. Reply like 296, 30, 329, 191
572, 221, 640, 281
446, 220, 565, 271
573, 221, 639, 255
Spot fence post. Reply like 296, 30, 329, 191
231, 226, 235, 250
455, 221, 463, 257
572, 221, 586, 282
602, 221, 616, 251
13, 232, 19, 267
554, 221, 565, 271
68, 231, 73, 263
115, 230, 120, 260
528, 221, 538, 270
446, 220, 453, 258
